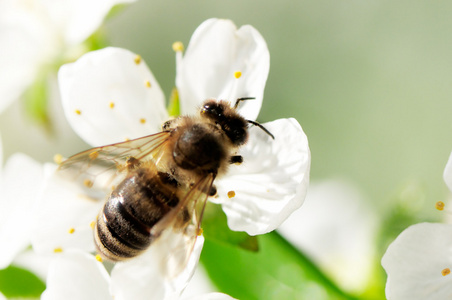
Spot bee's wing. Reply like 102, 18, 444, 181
57, 131, 171, 196
152, 173, 215, 279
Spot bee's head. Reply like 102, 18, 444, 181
201, 100, 248, 146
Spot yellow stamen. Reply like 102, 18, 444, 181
124, 137, 130, 141
442, 268, 451, 276
75, 109, 81, 115
68, 227, 75, 234
84, 179, 93, 188
227, 191, 236, 198
95, 254, 103, 262
172, 41, 184, 52
140, 118, 146, 124
109, 102, 115, 109
53, 153, 63, 165
145, 80, 151, 88
197, 228, 203, 236
53, 247, 63, 253
89, 151, 99, 160
436, 201, 445, 211
90, 221, 96, 229
134, 55, 142, 65
234, 71, 242, 79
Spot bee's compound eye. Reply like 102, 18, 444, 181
202, 101, 223, 118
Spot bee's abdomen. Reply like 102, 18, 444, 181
94, 169, 179, 261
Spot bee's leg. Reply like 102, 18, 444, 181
209, 185, 217, 196
162, 120, 173, 131
229, 155, 243, 165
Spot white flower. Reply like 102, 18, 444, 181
381, 151, 452, 299
0, 152, 44, 269
0, 0, 135, 113
32, 18, 310, 299
278, 180, 378, 294
41, 247, 236, 300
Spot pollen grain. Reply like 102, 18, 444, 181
172, 41, 184, 52
442, 268, 451, 276
134, 55, 142, 65
227, 191, 236, 198
436, 201, 445, 211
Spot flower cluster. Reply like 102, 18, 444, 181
382, 152, 452, 299
17, 18, 311, 299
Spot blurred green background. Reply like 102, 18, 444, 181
1, 0, 452, 296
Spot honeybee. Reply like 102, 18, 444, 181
58, 97, 273, 273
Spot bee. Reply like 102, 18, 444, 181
58, 97, 274, 274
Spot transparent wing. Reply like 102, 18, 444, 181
57, 131, 171, 198
152, 173, 215, 279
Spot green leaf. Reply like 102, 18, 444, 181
0, 265, 45, 298
201, 231, 358, 300
202, 203, 258, 252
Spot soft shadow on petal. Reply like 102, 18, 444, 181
382, 222, 452, 300
111, 232, 204, 300
59, 47, 168, 146
214, 118, 310, 235
41, 250, 111, 300
0, 154, 43, 269
177, 18, 269, 121
31, 164, 103, 254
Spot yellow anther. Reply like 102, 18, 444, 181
227, 191, 236, 198
140, 118, 146, 124
89, 151, 99, 160
75, 109, 81, 115
436, 201, 445, 211
95, 254, 103, 262
68, 227, 75, 234
197, 228, 203, 236
53, 247, 63, 253
109, 102, 115, 109
442, 268, 451, 276
124, 137, 130, 141
172, 41, 184, 52
90, 221, 96, 229
234, 71, 242, 79
134, 55, 142, 65
53, 153, 63, 165
145, 80, 151, 88
83, 179, 93, 188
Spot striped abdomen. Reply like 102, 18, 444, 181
94, 168, 180, 261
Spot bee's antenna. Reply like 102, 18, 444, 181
247, 120, 275, 140
234, 97, 256, 109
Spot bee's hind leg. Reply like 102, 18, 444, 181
229, 155, 243, 165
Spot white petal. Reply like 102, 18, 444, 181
13, 250, 52, 281
184, 293, 237, 300
59, 47, 168, 146
41, 250, 111, 300
214, 118, 310, 235
0, 154, 43, 269
0, 14, 43, 113
444, 151, 452, 192
278, 180, 377, 293
35, 0, 135, 46
111, 232, 204, 300
381, 223, 452, 300
176, 18, 269, 121
31, 164, 104, 254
